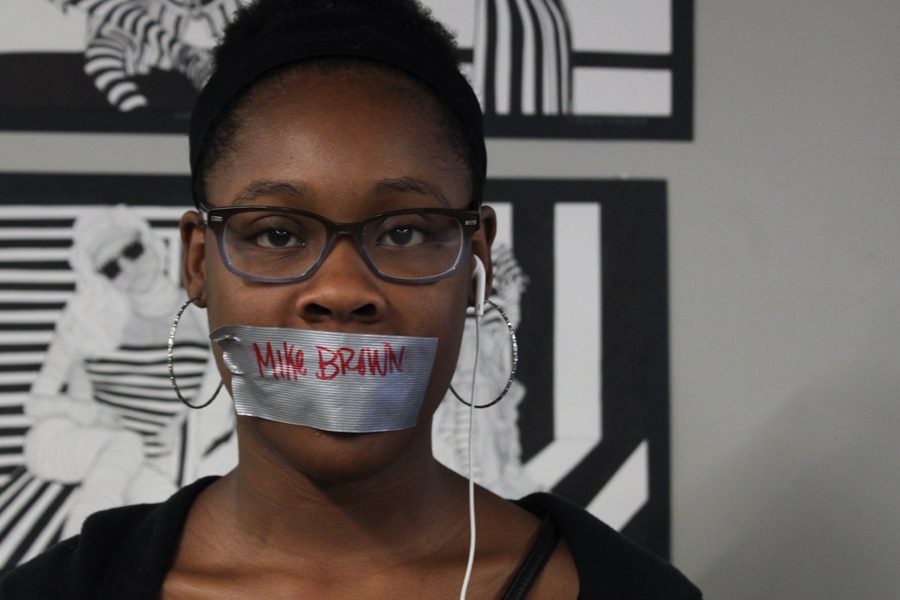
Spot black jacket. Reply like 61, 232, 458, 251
0, 477, 700, 599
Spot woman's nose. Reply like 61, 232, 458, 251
296, 238, 386, 325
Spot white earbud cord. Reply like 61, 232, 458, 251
459, 311, 481, 600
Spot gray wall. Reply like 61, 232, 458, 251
2, 1, 898, 598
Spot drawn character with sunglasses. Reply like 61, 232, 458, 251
6, 206, 227, 551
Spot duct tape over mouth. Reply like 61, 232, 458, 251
210, 325, 438, 433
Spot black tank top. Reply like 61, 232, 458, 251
502, 514, 561, 599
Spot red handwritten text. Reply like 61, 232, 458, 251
315, 343, 405, 380
253, 341, 308, 380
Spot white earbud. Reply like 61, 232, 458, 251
462, 255, 486, 600
472, 256, 486, 317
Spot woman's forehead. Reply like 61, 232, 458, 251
238, 65, 449, 133
207, 67, 471, 210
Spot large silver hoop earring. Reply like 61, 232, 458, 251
168, 298, 222, 409
449, 299, 518, 409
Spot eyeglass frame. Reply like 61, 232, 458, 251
199, 203, 482, 285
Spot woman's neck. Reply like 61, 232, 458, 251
204, 428, 470, 573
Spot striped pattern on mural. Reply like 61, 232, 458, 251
472, 0, 572, 116
50, 0, 245, 111
83, 342, 207, 458
0, 206, 185, 482
0, 205, 197, 571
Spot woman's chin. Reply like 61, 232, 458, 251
240, 417, 428, 485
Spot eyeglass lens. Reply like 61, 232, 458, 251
98, 240, 145, 280
220, 210, 465, 281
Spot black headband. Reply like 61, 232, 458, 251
189, 19, 486, 206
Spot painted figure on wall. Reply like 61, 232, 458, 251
0, 206, 225, 569
432, 244, 539, 498
46, 0, 244, 110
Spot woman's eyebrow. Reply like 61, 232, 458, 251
232, 180, 309, 204
375, 177, 449, 206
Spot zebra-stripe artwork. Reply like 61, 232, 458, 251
471, 0, 573, 117
44, 0, 240, 111
0, 173, 670, 572
0, 0, 693, 138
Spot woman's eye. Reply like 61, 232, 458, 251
255, 228, 303, 248
380, 226, 426, 247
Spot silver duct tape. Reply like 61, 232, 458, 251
210, 325, 438, 433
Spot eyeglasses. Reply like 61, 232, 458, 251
98, 240, 144, 280
201, 205, 481, 284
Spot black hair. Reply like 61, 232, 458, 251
193, 0, 480, 208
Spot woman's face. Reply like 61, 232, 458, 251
182, 66, 495, 482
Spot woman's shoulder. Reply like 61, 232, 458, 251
0, 503, 152, 599
515, 492, 702, 599
0, 477, 217, 599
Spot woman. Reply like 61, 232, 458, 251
1, 1, 701, 598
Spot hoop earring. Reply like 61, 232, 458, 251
168, 298, 222, 409
450, 299, 518, 409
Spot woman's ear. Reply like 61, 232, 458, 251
180, 211, 208, 307
470, 205, 497, 306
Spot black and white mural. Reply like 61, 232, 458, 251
0, 174, 669, 571
0, 0, 692, 138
